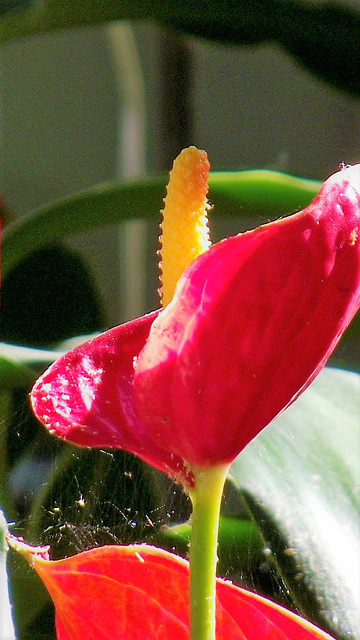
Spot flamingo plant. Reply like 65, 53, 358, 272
10, 147, 359, 639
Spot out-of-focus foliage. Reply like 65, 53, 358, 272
0, 0, 359, 95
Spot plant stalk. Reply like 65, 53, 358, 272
188, 464, 230, 640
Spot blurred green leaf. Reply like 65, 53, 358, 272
0, 393, 16, 519
0, 356, 38, 389
0, 244, 106, 348
210, 170, 320, 219
155, 515, 264, 579
0, 343, 61, 389
161, 1, 360, 96
7, 549, 53, 639
0, 511, 16, 640
0, 342, 62, 364
0, 1, 359, 95
1, 170, 320, 281
230, 367, 360, 640
0, 1, 31, 18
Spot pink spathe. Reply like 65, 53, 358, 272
31, 164, 360, 483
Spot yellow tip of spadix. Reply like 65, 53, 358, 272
159, 146, 211, 306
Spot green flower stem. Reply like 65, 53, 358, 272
188, 464, 230, 640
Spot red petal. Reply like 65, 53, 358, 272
30, 311, 189, 482
134, 165, 360, 466
26, 544, 335, 640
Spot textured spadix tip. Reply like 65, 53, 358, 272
159, 146, 211, 307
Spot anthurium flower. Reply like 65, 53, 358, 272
31, 150, 360, 486
8, 537, 337, 640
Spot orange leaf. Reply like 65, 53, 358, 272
17, 542, 336, 640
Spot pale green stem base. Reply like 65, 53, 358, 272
188, 464, 230, 640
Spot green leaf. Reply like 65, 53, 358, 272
0, 511, 16, 640
230, 367, 360, 640
161, 1, 360, 96
7, 548, 52, 639
0, 342, 63, 365
0, 1, 359, 95
0, 343, 62, 389
0, 355, 38, 389
154, 516, 264, 578
0, 244, 106, 348
0, 0, 143, 41
3, 510, 51, 640
1, 170, 320, 282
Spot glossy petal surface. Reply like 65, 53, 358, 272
134, 165, 360, 466
31, 163, 360, 475
24, 544, 336, 640
31, 310, 189, 482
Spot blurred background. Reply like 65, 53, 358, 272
1, 13, 359, 324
